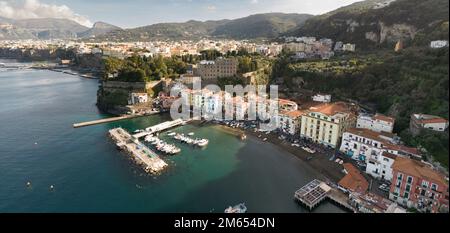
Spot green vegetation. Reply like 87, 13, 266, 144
92, 13, 312, 42
273, 47, 449, 167
103, 55, 187, 82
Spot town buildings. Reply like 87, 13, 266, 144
410, 114, 449, 135
389, 157, 449, 213
300, 102, 357, 148
356, 113, 395, 133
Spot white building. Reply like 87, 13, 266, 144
430, 40, 449, 49
312, 94, 332, 103
343, 43, 356, 52
340, 128, 397, 162
410, 114, 449, 135
129, 93, 148, 105
357, 113, 395, 133
277, 110, 304, 135
366, 151, 397, 181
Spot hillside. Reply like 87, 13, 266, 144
95, 13, 313, 41
0, 17, 120, 40
78, 22, 122, 38
291, 0, 449, 49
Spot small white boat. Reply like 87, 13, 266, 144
167, 132, 177, 136
225, 203, 247, 213
195, 139, 209, 147
188, 132, 195, 136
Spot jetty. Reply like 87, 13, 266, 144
294, 179, 355, 212
109, 128, 168, 174
73, 111, 159, 128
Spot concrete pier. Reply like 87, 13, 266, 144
109, 128, 168, 174
73, 111, 159, 128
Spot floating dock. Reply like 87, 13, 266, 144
133, 119, 186, 138
109, 128, 168, 174
294, 179, 355, 212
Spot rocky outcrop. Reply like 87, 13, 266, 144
379, 22, 417, 43
365, 31, 379, 43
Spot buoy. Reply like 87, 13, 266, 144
34, 142, 38, 145
50, 185, 54, 190
26, 182, 32, 187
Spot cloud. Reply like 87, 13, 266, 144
250, 0, 259, 4
204, 5, 217, 12
0, 0, 93, 27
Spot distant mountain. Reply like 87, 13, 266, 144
212, 13, 312, 39
0, 17, 121, 40
94, 13, 313, 41
78, 21, 122, 38
290, 0, 449, 48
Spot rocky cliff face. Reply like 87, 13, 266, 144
292, 0, 449, 49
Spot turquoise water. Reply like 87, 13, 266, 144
0, 68, 345, 213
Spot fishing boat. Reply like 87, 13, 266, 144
225, 203, 247, 213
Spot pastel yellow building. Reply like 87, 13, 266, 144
300, 102, 356, 148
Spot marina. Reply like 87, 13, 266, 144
145, 135, 181, 155
109, 128, 168, 174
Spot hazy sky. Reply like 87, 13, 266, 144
0, 0, 361, 28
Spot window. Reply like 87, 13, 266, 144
407, 176, 413, 184
421, 181, 429, 189
431, 184, 438, 191
397, 173, 403, 182
406, 184, 411, 192
404, 192, 410, 199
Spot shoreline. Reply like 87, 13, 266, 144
207, 122, 345, 184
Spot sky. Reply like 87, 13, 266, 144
0, 0, 362, 28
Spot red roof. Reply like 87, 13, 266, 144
339, 163, 369, 194
374, 114, 395, 124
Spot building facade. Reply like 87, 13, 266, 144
194, 58, 238, 83
389, 157, 449, 213
300, 102, 356, 148
357, 113, 395, 133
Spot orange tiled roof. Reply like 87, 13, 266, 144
421, 118, 449, 124
339, 163, 369, 194
280, 110, 304, 118
346, 128, 394, 144
309, 102, 353, 116
374, 114, 395, 124
392, 157, 447, 185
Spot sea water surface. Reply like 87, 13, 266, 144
0, 66, 345, 213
